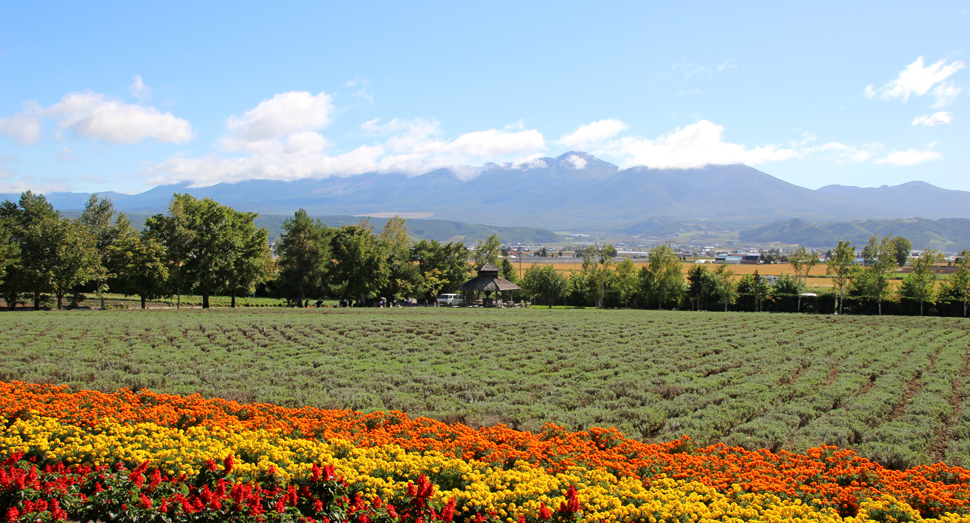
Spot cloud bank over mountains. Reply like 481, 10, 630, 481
0, 55, 962, 191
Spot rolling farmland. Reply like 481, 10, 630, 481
2, 307, 968, 470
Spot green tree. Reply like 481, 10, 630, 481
686, 265, 710, 311
521, 264, 570, 308
49, 218, 100, 310
855, 234, 898, 315
275, 209, 331, 307
0, 218, 19, 296
900, 248, 942, 316
579, 245, 612, 308
499, 258, 518, 284
224, 208, 272, 308
145, 194, 268, 309
893, 236, 912, 267
771, 273, 805, 299
328, 221, 388, 304
380, 216, 421, 303
411, 239, 470, 303
79, 194, 122, 309
175, 195, 233, 309
106, 227, 170, 309
144, 196, 195, 308
473, 234, 501, 267
942, 249, 970, 317
641, 244, 685, 309
826, 240, 855, 315
612, 258, 639, 308
0, 192, 62, 309
712, 265, 737, 312
737, 271, 769, 312
789, 246, 819, 286
421, 268, 446, 307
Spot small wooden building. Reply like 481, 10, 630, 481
457, 263, 520, 307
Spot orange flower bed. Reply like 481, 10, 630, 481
4, 381, 969, 518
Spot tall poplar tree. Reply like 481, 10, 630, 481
900, 248, 942, 316
826, 240, 855, 315
855, 235, 898, 315
943, 250, 970, 317
641, 244, 685, 309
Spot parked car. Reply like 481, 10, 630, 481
437, 293, 463, 306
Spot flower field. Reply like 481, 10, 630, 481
2, 381, 970, 522
3, 309, 970, 471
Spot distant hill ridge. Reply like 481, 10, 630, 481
739, 217, 970, 252
5, 152, 970, 231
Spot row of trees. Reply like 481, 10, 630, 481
0, 192, 481, 310
824, 236, 970, 317
273, 210, 472, 306
515, 245, 693, 309
3, 190, 968, 317
510, 236, 970, 317
0, 192, 272, 310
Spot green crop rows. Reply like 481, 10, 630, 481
2, 308, 968, 469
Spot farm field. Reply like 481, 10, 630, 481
2, 308, 969, 471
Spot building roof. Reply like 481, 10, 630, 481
457, 263, 521, 292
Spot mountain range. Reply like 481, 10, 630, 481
5, 152, 970, 232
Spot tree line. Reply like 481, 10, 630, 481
0, 192, 273, 309
2, 190, 968, 317
0, 192, 478, 310
512, 237, 970, 318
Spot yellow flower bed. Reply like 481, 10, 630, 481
4, 415, 963, 522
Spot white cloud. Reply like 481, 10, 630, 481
932, 83, 963, 107
0, 102, 44, 144
865, 57, 965, 104
558, 119, 628, 150
876, 148, 942, 166
564, 154, 587, 169
809, 142, 877, 163
672, 59, 736, 78
128, 75, 152, 102
221, 91, 334, 151
283, 132, 331, 155
149, 114, 547, 187
44, 92, 192, 144
443, 129, 545, 157
149, 145, 386, 187
608, 120, 799, 169
912, 111, 953, 126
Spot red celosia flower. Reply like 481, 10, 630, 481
442, 497, 456, 523
539, 502, 552, 520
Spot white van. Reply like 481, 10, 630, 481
437, 293, 463, 306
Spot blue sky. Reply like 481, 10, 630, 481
1, 2, 968, 195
